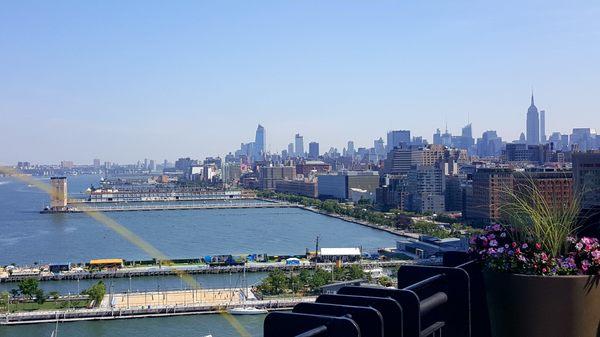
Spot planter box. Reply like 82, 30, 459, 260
484, 272, 600, 337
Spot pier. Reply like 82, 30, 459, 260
41, 200, 294, 213
0, 260, 416, 283
0, 292, 315, 325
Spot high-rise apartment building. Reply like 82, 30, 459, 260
258, 165, 296, 190
406, 165, 446, 213
572, 152, 600, 211
513, 169, 573, 210
465, 168, 514, 225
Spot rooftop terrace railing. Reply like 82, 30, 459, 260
263, 251, 491, 337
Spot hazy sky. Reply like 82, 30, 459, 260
1, 1, 599, 164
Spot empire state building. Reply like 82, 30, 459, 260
526, 93, 540, 145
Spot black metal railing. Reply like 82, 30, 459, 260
263, 251, 492, 337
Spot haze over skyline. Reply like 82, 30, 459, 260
1, 1, 599, 164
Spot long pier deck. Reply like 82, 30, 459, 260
41, 200, 294, 213
0, 295, 315, 325
0, 260, 416, 283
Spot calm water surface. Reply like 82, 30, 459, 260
0, 175, 399, 336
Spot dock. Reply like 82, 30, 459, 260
41, 200, 295, 213
0, 260, 416, 283
0, 289, 315, 325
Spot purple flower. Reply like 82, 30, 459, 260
582, 260, 591, 272
489, 239, 498, 247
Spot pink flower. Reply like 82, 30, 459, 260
575, 243, 584, 251
535, 243, 542, 250
582, 260, 591, 272
592, 250, 600, 262
541, 253, 548, 261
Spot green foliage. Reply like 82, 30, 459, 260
82, 281, 106, 306
261, 191, 479, 239
34, 288, 45, 305
501, 178, 581, 257
18, 278, 40, 299
0, 291, 9, 312
257, 266, 367, 296
48, 291, 60, 300
377, 276, 393, 287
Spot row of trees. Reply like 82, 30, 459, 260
256, 265, 367, 296
258, 191, 477, 239
1, 279, 106, 311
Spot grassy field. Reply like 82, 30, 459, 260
5, 300, 89, 312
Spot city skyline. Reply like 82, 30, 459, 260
1, 1, 599, 163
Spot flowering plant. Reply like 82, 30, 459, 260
470, 224, 600, 276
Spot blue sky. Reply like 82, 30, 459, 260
1, 1, 599, 164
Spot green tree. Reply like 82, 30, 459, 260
34, 288, 46, 305
18, 278, 40, 299
257, 270, 289, 295
378, 276, 393, 287
48, 291, 60, 300
309, 268, 332, 292
82, 281, 106, 306
0, 291, 9, 312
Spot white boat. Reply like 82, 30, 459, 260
227, 307, 267, 315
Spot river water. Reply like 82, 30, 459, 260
0, 175, 399, 336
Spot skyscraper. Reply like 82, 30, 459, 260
294, 133, 304, 157
287, 143, 294, 157
254, 124, 266, 160
433, 129, 442, 145
526, 93, 540, 145
539, 110, 546, 143
346, 141, 355, 157
308, 142, 319, 160
374, 138, 385, 156
386, 130, 411, 152
460, 123, 475, 152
